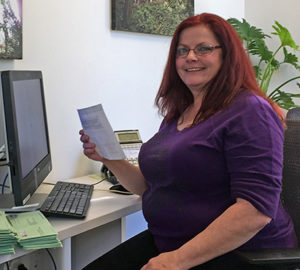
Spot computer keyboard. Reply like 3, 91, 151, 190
40, 181, 94, 218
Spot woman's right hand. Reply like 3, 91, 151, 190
79, 129, 106, 162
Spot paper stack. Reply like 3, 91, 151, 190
6, 211, 62, 250
0, 211, 18, 254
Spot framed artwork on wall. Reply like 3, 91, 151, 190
111, 0, 194, 36
0, 0, 22, 59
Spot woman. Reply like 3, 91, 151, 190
80, 13, 297, 270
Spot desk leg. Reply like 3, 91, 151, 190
51, 238, 72, 270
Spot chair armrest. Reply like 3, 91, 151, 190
234, 248, 300, 264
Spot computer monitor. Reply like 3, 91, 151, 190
0, 70, 52, 206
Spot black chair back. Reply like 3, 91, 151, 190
281, 116, 300, 245
286, 107, 300, 120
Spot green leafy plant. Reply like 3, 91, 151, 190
228, 18, 300, 109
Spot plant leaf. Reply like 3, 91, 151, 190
272, 89, 300, 110
272, 21, 299, 49
283, 47, 300, 70
248, 40, 269, 59
228, 18, 300, 108
228, 18, 269, 42
254, 65, 262, 81
229, 18, 274, 65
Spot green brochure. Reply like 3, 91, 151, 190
0, 211, 18, 254
6, 211, 62, 250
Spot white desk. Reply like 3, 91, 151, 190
0, 175, 143, 270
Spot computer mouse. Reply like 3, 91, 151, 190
109, 184, 132, 195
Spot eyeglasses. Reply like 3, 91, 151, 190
176, 44, 222, 58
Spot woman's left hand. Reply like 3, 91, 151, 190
141, 251, 186, 270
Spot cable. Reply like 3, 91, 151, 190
46, 248, 57, 270
43, 177, 107, 187
90, 177, 132, 194
93, 187, 133, 195
90, 177, 107, 186
1, 173, 8, 194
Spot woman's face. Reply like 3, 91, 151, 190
175, 25, 223, 96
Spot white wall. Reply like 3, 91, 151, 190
195, 0, 244, 19
0, 0, 244, 182
245, 0, 300, 105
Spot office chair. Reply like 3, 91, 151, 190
286, 107, 300, 120
235, 108, 300, 270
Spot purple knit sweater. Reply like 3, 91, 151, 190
138, 91, 297, 252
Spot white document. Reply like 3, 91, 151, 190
77, 104, 126, 160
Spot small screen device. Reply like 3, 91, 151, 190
114, 130, 142, 166
102, 130, 142, 186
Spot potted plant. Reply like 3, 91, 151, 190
228, 18, 300, 110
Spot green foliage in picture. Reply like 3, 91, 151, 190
112, 0, 194, 36
228, 18, 300, 109
0, 0, 22, 59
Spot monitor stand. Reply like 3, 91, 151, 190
0, 193, 48, 212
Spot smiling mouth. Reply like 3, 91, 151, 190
185, 67, 205, 72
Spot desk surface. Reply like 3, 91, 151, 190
38, 175, 142, 240
0, 175, 142, 265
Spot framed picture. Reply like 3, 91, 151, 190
0, 0, 22, 59
111, 0, 194, 36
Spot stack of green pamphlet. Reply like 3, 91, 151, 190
0, 211, 18, 254
6, 210, 62, 250
0, 210, 62, 254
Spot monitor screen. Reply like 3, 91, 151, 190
1, 70, 52, 206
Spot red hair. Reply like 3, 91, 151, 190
155, 13, 284, 124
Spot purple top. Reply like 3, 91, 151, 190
138, 91, 297, 252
